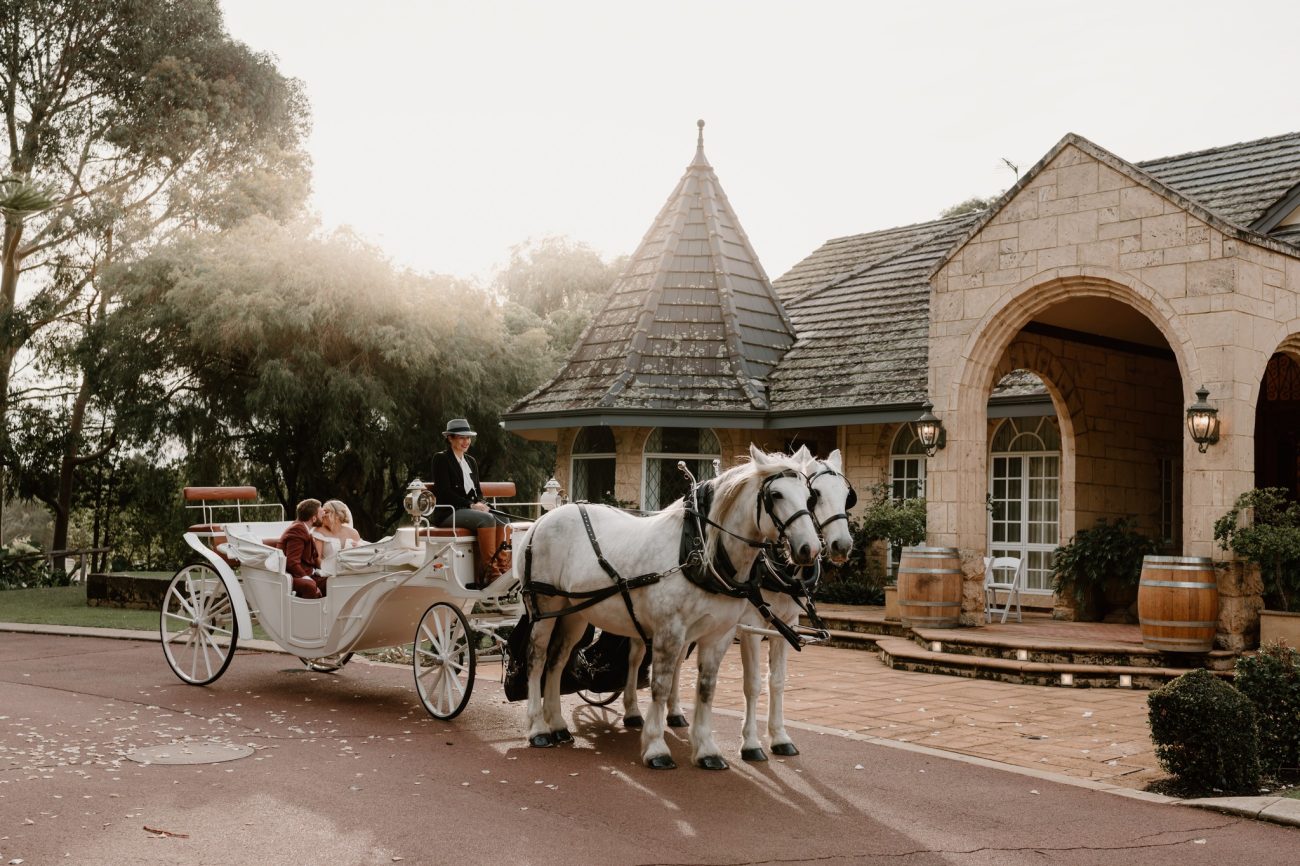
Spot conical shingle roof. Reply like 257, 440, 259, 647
506, 122, 796, 424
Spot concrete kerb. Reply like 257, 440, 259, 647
3, 620, 1298, 829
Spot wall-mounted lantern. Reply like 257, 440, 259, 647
1185, 386, 1220, 453
916, 399, 945, 458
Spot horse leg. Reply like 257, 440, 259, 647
689, 630, 734, 770
525, 615, 559, 748
642, 635, 683, 769
739, 630, 767, 761
767, 632, 798, 756
666, 644, 689, 728
543, 616, 585, 744
622, 638, 646, 729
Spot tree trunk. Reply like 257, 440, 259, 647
51, 372, 94, 558
0, 217, 25, 441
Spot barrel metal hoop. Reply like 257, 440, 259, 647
1141, 618, 1218, 628
899, 567, 964, 575
898, 600, 961, 608
1140, 579, 1217, 589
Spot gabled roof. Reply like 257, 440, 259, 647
1138, 131, 1300, 232
769, 213, 980, 412
505, 122, 796, 424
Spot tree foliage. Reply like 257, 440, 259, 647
1, 0, 311, 553
495, 236, 623, 354
105, 218, 557, 540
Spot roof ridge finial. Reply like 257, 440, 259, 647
691, 119, 710, 167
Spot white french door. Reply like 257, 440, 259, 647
988, 452, 1060, 592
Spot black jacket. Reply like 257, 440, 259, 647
431, 450, 483, 511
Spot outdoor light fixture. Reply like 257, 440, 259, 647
539, 478, 563, 511
1185, 386, 1220, 453
916, 399, 945, 457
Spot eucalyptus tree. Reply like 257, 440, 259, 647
0, 0, 310, 551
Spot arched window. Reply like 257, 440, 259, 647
890, 423, 928, 501
570, 427, 617, 504
989, 416, 1061, 593
642, 427, 721, 511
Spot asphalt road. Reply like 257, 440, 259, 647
0, 632, 1295, 865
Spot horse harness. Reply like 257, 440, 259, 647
806, 463, 857, 533
521, 469, 816, 649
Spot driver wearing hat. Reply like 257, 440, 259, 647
431, 418, 511, 588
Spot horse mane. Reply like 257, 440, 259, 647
703, 450, 799, 565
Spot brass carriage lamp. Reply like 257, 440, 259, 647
539, 478, 563, 511
915, 400, 945, 458
1186, 386, 1220, 453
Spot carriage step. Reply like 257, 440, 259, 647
875, 637, 1232, 689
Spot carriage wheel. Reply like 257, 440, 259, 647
161, 563, 239, 686
299, 652, 354, 673
577, 688, 620, 707
413, 602, 475, 720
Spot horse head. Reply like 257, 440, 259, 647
801, 448, 856, 565
744, 444, 822, 567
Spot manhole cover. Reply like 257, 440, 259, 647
126, 741, 254, 765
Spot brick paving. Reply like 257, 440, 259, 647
696, 641, 1164, 790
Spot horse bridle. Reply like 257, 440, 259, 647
755, 468, 817, 547
805, 464, 857, 532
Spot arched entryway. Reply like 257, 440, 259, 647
1255, 353, 1300, 498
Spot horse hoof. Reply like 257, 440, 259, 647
552, 728, 573, 744
741, 747, 768, 762
696, 755, 729, 771
770, 742, 799, 757
623, 715, 643, 729
666, 714, 689, 728
646, 754, 676, 770
529, 734, 555, 748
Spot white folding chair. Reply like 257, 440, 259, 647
983, 555, 1026, 623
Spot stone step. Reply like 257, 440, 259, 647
908, 628, 1237, 671
875, 637, 1232, 689
802, 613, 909, 639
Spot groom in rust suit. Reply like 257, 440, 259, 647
279, 498, 326, 598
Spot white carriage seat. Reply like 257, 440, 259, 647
982, 555, 1026, 624
223, 526, 287, 574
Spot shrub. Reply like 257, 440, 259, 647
1051, 517, 1158, 615
0, 536, 55, 591
1147, 668, 1261, 794
1213, 488, 1300, 612
1234, 643, 1300, 773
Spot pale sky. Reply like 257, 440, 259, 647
219, 0, 1300, 285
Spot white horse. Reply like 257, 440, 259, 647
519, 445, 822, 770
738, 447, 856, 761
616, 448, 857, 760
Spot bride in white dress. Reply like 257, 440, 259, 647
314, 500, 365, 572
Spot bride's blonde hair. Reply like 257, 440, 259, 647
323, 500, 353, 526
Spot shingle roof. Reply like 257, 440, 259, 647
769, 213, 980, 411
506, 122, 795, 418
1139, 131, 1300, 232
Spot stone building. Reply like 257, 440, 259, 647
504, 123, 1300, 648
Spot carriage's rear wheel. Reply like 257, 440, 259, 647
577, 688, 620, 707
161, 563, 239, 685
413, 602, 475, 719
298, 652, 354, 673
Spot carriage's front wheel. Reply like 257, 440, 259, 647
161, 564, 239, 685
413, 602, 475, 719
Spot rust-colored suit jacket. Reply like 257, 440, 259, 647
278, 521, 322, 580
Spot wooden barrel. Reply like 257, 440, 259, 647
897, 546, 963, 629
1137, 556, 1219, 652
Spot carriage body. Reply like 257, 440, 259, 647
162, 485, 525, 719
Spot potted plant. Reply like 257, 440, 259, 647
1050, 517, 1159, 622
854, 484, 927, 619
1213, 488, 1300, 646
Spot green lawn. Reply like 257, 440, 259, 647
1, 584, 273, 639
1, 586, 159, 631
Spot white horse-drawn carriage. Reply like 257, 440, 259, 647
160, 481, 528, 719
161, 445, 857, 769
